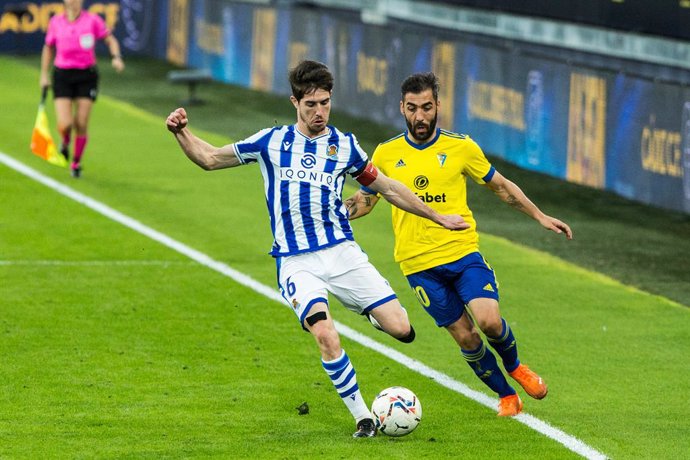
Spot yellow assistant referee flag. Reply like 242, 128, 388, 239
30, 87, 67, 167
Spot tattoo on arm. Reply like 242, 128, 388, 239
346, 193, 376, 219
506, 194, 524, 210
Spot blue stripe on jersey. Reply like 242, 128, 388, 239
321, 129, 341, 244
334, 133, 363, 234
234, 125, 371, 257
301, 139, 319, 249
333, 190, 352, 238
256, 129, 280, 239
346, 133, 367, 172
279, 127, 298, 253
234, 128, 276, 163
320, 186, 335, 244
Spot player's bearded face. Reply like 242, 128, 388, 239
406, 110, 437, 142
294, 89, 331, 136
402, 90, 438, 143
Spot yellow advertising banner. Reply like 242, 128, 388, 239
567, 73, 607, 188
432, 41, 456, 130
251, 9, 277, 92
167, 0, 189, 67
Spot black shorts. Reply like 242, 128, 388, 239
52, 66, 99, 101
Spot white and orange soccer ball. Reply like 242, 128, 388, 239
371, 386, 422, 436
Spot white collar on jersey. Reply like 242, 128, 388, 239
294, 125, 332, 141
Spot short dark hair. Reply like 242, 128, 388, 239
288, 60, 334, 101
401, 72, 439, 100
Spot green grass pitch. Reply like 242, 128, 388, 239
1, 56, 689, 459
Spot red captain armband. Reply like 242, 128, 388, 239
353, 162, 379, 186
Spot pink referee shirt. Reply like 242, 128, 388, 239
45, 11, 110, 69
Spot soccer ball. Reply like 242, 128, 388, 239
371, 386, 422, 437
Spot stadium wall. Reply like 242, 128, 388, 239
424, 0, 690, 42
2, 0, 689, 213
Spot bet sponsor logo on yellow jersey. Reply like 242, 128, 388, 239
413, 175, 447, 203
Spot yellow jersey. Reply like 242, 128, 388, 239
370, 129, 495, 275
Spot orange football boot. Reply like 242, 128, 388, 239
497, 394, 523, 416
509, 364, 548, 399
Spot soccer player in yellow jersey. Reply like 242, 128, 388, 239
346, 72, 572, 417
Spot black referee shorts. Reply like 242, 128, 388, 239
52, 66, 99, 101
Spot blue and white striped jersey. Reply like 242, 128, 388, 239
233, 124, 369, 257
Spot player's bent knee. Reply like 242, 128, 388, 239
477, 318, 502, 337
313, 328, 341, 356
396, 325, 416, 343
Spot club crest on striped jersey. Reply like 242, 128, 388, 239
327, 144, 339, 160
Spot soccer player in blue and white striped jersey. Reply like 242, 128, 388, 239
166, 60, 468, 438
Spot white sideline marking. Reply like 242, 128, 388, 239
1, 152, 607, 460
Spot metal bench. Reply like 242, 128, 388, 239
167, 69, 213, 105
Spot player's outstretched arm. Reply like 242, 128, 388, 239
166, 108, 240, 170
344, 190, 380, 220
486, 170, 573, 239
365, 169, 470, 230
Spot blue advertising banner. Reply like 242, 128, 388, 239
182, 1, 254, 85
270, 7, 291, 94
2, 0, 689, 213
606, 76, 687, 211
118, 0, 168, 59
458, 44, 525, 167
0, 0, 167, 58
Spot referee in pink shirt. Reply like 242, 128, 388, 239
40, 0, 124, 178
